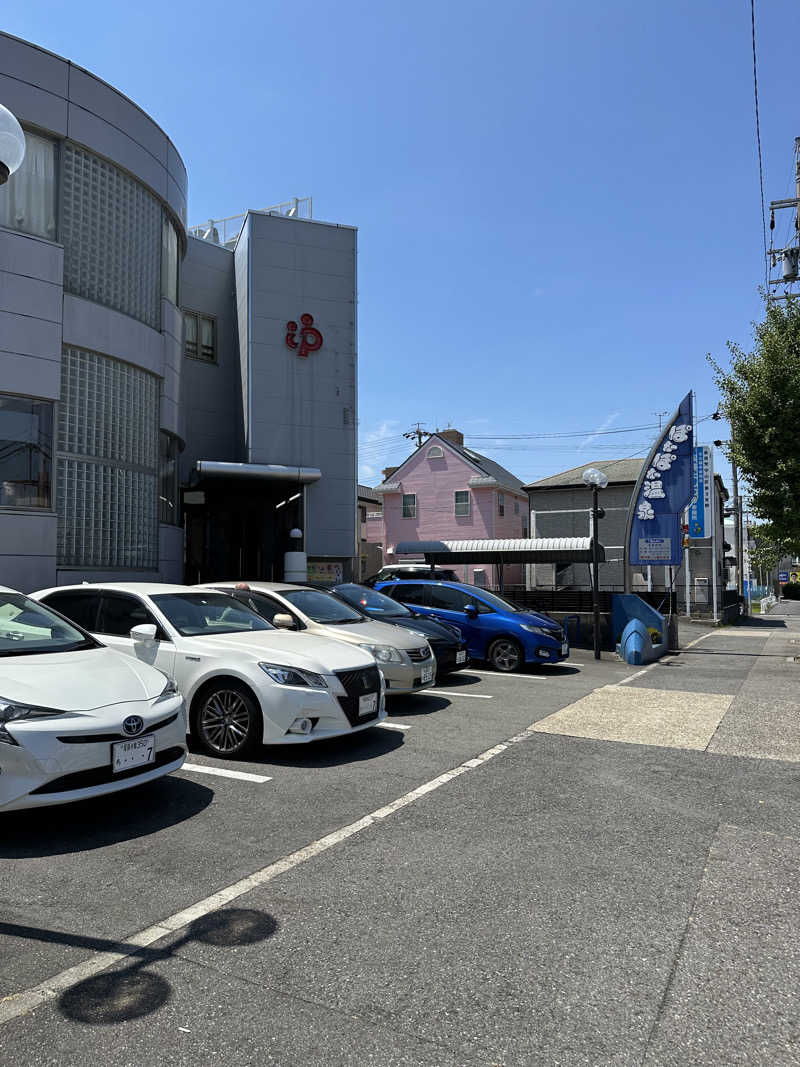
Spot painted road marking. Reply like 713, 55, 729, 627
376, 721, 413, 732
436, 690, 494, 700
0, 720, 546, 1025
616, 668, 650, 686
181, 764, 272, 784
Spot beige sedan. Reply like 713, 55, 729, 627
201, 582, 437, 696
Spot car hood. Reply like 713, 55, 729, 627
300, 617, 431, 650
0, 647, 167, 710
372, 615, 460, 645
515, 610, 562, 630
184, 630, 376, 673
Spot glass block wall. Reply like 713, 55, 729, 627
60, 145, 162, 328
57, 348, 159, 569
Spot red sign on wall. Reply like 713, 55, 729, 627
286, 313, 323, 358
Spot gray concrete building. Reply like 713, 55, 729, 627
0, 32, 357, 591
526, 458, 730, 616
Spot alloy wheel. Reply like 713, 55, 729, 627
490, 639, 522, 672
198, 688, 253, 755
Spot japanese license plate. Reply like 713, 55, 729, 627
420, 664, 434, 684
561, 642, 569, 656
112, 735, 155, 773
456, 650, 467, 664
359, 693, 377, 716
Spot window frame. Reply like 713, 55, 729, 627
0, 393, 55, 512
497, 491, 505, 517
454, 490, 470, 517
0, 128, 58, 241
402, 493, 417, 519
183, 310, 218, 363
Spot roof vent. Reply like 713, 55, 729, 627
427, 445, 444, 458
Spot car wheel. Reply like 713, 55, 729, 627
487, 637, 523, 673
193, 681, 261, 759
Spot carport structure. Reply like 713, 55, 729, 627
393, 538, 604, 593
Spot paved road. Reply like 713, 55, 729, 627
2, 612, 800, 1065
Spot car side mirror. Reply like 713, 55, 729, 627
272, 613, 296, 630
464, 604, 478, 618
131, 623, 158, 644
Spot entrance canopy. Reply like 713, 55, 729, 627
195, 461, 321, 483
393, 538, 603, 564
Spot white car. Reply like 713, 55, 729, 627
31, 584, 386, 759
0, 586, 186, 813
201, 582, 437, 696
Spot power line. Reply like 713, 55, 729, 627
751, 0, 769, 292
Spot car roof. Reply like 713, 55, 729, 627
378, 579, 490, 594
35, 582, 227, 597
207, 581, 324, 595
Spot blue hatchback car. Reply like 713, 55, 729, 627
374, 580, 569, 672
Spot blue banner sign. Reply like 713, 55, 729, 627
688, 445, 713, 538
779, 572, 789, 584
629, 392, 694, 567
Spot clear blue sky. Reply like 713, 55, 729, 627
5, 0, 798, 488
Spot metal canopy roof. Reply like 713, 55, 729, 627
393, 538, 603, 564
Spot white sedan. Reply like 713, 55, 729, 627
32, 583, 386, 759
0, 586, 186, 813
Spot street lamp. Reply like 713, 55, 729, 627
0, 104, 26, 185
582, 467, 608, 660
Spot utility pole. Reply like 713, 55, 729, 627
767, 137, 800, 304
403, 423, 430, 448
653, 411, 669, 432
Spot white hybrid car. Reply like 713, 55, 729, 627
32, 584, 386, 759
0, 587, 186, 813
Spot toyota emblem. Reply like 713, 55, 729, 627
122, 715, 144, 737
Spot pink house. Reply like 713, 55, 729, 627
366, 429, 529, 588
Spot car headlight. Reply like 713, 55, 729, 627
258, 662, 328, 689
357, 643, 404, 663
520, 624, 547, 635
0, 697, 64, 745
153, 677, 179, 703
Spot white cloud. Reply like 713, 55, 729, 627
580, 412, 620, 453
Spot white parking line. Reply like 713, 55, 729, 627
376, 721, 413, 732
0, 720, 542, 1026
435, 690, 494, 700
181, 763, 272, 784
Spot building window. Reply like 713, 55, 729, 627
514, 500, 520, 515
61, 144, 161, 329
427, 445, 444, 459
57, 348, 159, 569
159, 431, 181, 525
0, 131, 57, 240
454, 490, 470, 516
523, 523, 529, 538
161, 216, 179, 305
402, 493, 416, 518
184, 311, 216, 362
498, 491, 505, 516
0, 395, 53, 508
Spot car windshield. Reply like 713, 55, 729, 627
0, 592, 96, 656
151, 593, 275, 636
335, 584, 413, 618
281, 589, 365, 625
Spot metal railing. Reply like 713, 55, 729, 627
188, 197, 313, 248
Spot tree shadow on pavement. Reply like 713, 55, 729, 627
0, 777, 213, 859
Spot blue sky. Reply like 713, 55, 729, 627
5, 0, 798, 489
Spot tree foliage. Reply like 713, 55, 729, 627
748, 521, 795, 577
710, 299, 800, 545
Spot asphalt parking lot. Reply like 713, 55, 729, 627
3, 618, 800, 1065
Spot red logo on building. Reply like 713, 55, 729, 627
286, 313, 323, 358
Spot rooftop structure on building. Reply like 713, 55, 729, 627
188, 198, 313, 249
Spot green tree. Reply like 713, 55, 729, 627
748, 521, 796, 578
710, 299, 800, 544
